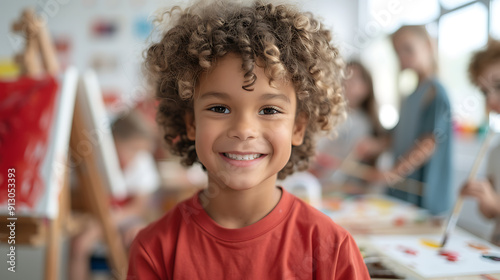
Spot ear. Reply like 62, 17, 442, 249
292, 112, 308, 146
185, 111, 196, 141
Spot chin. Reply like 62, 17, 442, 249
224, 178, 263, 191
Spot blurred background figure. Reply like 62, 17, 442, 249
461, 39, 500, 246
362, 25, 454, 216
311, 61, 384, 194
69, 110, 160, 280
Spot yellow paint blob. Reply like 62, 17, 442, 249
420, 239, 441, 248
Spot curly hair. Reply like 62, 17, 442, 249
469, 38, 500, 86
144, 0, 346, 179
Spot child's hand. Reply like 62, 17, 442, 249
364, 169, 402, 185
461, 180, 500, 219
355, 137, 382, 161
364, 168, 382, 184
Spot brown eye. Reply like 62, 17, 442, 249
259, 107, 280, 115
209, 106, 230, 114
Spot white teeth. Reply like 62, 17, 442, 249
224, 153, 262, 161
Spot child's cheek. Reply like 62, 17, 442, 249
267, 120, 296, 152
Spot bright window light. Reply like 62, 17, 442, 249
368, 0, 440, 32
492, 0, 500, 39
440, 0, 475, 10
379, 104, 399, 130
439, 2, 488, 57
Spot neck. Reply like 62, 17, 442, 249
200, 175, 282, 229
417, 65, 434, 83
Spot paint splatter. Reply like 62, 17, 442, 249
468, 242, 490, 251
439, 250, 458, 257
439, 250, 460, 262
481, 274, 499, 280
398, 245, 418, 256
482, 254, 500, 262
394, 217, 406, 226
420, 239, 441, 248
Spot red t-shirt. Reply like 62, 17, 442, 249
127, 188, 370, 279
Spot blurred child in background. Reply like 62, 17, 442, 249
363, 25, 454, 216
312, 61, 383, 193
69, 110, 160, 280
461, 39, 500, 246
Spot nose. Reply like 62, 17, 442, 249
227, 112, 257, 141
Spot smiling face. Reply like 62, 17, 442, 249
477, 60, 500, 113
186, 53, 307, 191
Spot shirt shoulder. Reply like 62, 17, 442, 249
134, 194, 197, 247
127, 197, 196, 279
428, 79, 451, 105
291, 195, 348, 234
287, 196, 370, 279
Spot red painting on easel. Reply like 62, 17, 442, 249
0, 68, 78, 219
0, 76, 59, 211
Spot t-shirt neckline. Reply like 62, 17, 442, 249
189, 186, 295, 242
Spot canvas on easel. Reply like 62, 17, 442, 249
69, 69, 129, 277
0, 67, 78, 220
72, 69, 127, 200
0, 8, 128, 279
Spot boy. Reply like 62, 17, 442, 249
461, 39, 500, 246
127, 1, 370, 279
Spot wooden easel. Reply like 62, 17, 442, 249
70, 93, 128, 279
0, 9, 127, 279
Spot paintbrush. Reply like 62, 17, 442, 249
440, 112, 500, 248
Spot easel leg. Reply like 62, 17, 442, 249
44, 159, 70, 280
70, 103, 128, 279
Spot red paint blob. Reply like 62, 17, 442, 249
394, 217, 406, 226
438, 250, 459, 262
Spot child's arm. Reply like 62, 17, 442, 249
461, 178, 500, 219
367, 134, 436, 185
385, 133, 435, 184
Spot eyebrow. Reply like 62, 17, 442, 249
199, 91, 231, 100
260, 93, 291, 104
198, 91, 291, 104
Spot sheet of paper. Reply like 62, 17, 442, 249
369, 231, 500, 278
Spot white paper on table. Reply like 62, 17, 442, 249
369, 230, 500, 278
